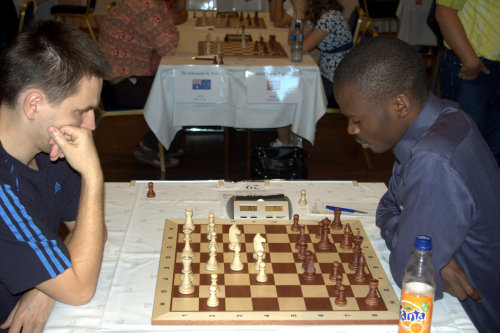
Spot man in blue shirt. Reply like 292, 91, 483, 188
333, 36, 500, 332
0, 21, 108, 332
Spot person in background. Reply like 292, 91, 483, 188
272, 0, 352, 147
270, 0, 293, 27
99, 0, 184, 168
435, 0, 500, 162
0, 21, 108, 333
334, 36, 500, 332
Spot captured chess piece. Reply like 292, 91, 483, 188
365, 279, 380, 306
147, 182, 156, 198
298, 189, 307, 206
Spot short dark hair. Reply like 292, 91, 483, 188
334, 36, 428, 105
0, 20, 110, 109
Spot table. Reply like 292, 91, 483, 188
143, 13, 327, 176
397, 0, 437, 46
44, 180, 477, 332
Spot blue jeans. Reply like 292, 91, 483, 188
441, 49, 500, 161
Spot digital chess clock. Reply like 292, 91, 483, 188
227, 194, 291, 219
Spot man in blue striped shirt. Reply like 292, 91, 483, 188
334, 37, 500, 332
0, 21, 109, 332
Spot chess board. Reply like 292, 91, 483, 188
195, 16, 267, 29
198, 40, 288, 58
152, 217, 400, 325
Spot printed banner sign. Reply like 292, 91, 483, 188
246, 67, 300, 103
174, 66, 227, 103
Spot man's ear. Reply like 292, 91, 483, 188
23, 91, 43, 120
394, 93, 411, 119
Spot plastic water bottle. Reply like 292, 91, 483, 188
398, 235, 436, 333
290, 19, 303, 62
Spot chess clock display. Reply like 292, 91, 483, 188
226, 194, 291, 219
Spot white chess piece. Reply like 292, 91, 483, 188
254, 249, 264, 271
207, 284, 219, 307
205, 231, 218, 271
178, 254, 194, 294
298, 189, 307, 206
181, 232, 193, 259
228, 224, 241, 250
256, 261, 267, 283
230, 242, 244, 271
184, 209, 194, 231
207, 213, 215, 241
253, 233, 266, 259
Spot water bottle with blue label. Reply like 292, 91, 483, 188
290, 19, 303, 62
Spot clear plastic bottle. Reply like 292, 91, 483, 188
398, 235, 435, 333
290, 19, 303, 62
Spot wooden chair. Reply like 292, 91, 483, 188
95, 103, 168, 173
18, 0, 35, 33
350, 7, 378, 45
362, 0, 400, 35
51, 0, 99, 42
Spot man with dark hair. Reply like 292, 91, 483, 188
0, 21, 109, 332
334, 36, 500, 332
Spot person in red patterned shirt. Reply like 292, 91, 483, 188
99, 0, 183, 168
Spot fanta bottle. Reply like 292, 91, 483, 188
398, 235, 435, 333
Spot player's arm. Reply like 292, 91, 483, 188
36, 126, 105, 305
272, 0, 293, 27
435, 4, 489, 79
303, 28, 327, 53
376, 162, 401, 249
379, 154, 473, 299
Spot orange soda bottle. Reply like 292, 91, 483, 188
398, 235, 435, 333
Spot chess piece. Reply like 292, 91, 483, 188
331, 208, 342, 230
335, 285, 347, 306
303, 256, 316, 281
291, 213, 300, 231
256, 261, 267, 283
230, 242, 244, 271
253, 233, 266, 259
353, 230, 364, 248
241, 33, 246, 48
254, 249, 264, 272
298, 189, 307, 206
147, 182, 156, 198
354, 254, 367, 283
317, 221, 332, 250
178, 254, 194, 294
340, 223, 353, 250
332, 273, 342, 296
297, 239, 307, 260
218, 55, 224, 65
207, 284, 219, 307
329, 261, 340, 282
295, 225, 306, 249
184, 209, 194, 231
228, 223, 241, 250
302, 250, 313, 269
315, 219, 324, 239
365, 279, 380, 306
181, 231, 193, 259
207, 213, 215, 241
348, 247, 361, 271
205, 231, 218, 271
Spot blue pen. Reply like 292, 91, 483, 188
325, 205, 367, 215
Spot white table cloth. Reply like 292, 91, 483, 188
44, 180, 477, 332
143, 13, 327, 149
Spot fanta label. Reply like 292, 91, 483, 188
398, 291, 433, 333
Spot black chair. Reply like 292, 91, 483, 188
51, 0, 99, 42
362, 0, 400, 35
349, 6, 378, 46
18, 0, 35, 33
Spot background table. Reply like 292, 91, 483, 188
143, 13, 327, 154
44, 180, 477, 332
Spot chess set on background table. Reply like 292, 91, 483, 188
195, 11, 267, 29
152, 207, 400, 325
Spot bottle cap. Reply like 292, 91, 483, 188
415, 235, 432, 251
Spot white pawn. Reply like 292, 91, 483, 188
228, 224, 241, 250
254, 249, 264, 271
207, 284, 219, 307
230, 242, 244, 271
298, 189, 307, 206
256, 261, 267, 283
253, 233, 266, 259
184, 209, 194, 231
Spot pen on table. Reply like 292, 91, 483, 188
325, 205, 367, 215
192, 56, 216, 61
